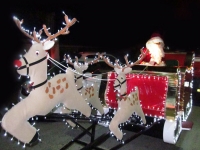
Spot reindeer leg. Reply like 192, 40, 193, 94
64, 88, 92, 117
63, 68, 92, 117
1, 98, 38, 144
109, 99, 133, 140
93, 77, 104, 115
62, 90, 92, 118
131, 88, 146, 124
1, 88, 63, 144
89, 99, 104, 115
60, 106, 76, 128
88, 96, 104, 115
85, 75, 104, 115
135, 101, 146, 124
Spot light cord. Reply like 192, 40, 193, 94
47, 56, 147, 81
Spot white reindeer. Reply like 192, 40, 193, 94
64, 53, 104, 115
1, 14, 92, 146
101, 50, 147, 140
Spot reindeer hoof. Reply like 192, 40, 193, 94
105, 108, 115, 118
27, 132, 40, 147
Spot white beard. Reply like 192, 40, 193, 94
148, 44, 164, 64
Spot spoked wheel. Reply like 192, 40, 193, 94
163, 115, 182, 144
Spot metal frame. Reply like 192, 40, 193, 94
31, 111, 163, 150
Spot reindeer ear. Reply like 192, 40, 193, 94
123, 67, 132, 74
74, 62, 79, 69
114, 67, 121, 74
43, 41, 55, 50
82, 65, 88, 71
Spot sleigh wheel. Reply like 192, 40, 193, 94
163, 115, 182, 144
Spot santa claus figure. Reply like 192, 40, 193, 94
139, 33, 165, 66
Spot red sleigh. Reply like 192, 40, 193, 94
105, 72, 168, 118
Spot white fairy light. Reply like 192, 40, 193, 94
4, 132, 7, 136
4, 107, 8, 111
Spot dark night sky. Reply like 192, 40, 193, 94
4, 0, 200, 49
1, 0, 200, 107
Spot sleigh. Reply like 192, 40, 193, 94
34, 52, 194, 149
101, 51, 194, 142
1, 12, 195, 150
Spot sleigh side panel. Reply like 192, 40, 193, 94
105, 72, 168, 118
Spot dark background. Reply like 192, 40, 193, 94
1, 0, 200, 109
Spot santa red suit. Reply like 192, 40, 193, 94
139, 33, 165, 66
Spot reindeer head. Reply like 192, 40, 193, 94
13, 13, 77, 77
64, 52, 102, 74
101, 50, 147, 93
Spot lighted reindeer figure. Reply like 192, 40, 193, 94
1, 14, 92, 146
64, 53, 104, 115
101, 50, 147, 140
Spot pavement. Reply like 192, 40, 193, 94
0, 105, 200, 150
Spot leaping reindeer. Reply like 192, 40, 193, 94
101, 50, 147, 140
1, 14, 91, 146
64, 53, 104, 115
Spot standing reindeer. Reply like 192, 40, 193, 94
101, 50, 147, 140
64, 53, 104, 115
1, 14, 92, 146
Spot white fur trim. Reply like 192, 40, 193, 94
146, 37, 164, 49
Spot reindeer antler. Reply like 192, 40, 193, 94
64, 54, 74, 66
64, 54, 81, 67
43, 13, 77, 43
13, 11, 77, 45
84, 52, 102, 65
66, 52, 103, 67
74, 56, 80, 66
124, 48, 148, 67
13, 16, 41, 43
101, 52, 121, 68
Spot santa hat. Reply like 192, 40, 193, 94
146, 33, 164, 49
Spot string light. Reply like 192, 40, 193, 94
4, 131, 7, 136
3, 17, 195, 145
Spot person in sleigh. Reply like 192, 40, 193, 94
139, 33, 166, 66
